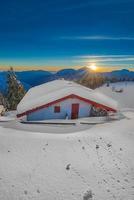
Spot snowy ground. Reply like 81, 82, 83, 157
0, 82, 134, 200
96, 82, 134, 109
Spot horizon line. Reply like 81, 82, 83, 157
0, 65, 133, 72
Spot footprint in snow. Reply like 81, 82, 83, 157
107, 143, 112, 148
66, 164, 71, 170
96, 145, 99, 149
24, 190, 28, 195
37, 189, 40, 193
83, 190, 93, 200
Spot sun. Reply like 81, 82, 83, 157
88, 64, 98, 71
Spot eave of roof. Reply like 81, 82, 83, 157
17, 94, 117, 118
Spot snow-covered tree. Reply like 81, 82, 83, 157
6, 67, 25, 110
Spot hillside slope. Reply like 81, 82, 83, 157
96, 82, 134, 109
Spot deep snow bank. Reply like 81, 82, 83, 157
0, 112, 134, 200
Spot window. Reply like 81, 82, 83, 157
54, 106, 60, 113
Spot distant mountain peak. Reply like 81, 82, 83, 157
121, 69, 130, 72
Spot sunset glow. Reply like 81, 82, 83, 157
0, 0, 133, 72
88, 64, 98, 71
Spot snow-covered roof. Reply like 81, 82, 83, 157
17, 80, 118, 115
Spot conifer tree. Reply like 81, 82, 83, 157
77, 73, 106, 89
0, 92, 7, 110
6, 67, 25, 110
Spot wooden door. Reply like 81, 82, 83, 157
71, 103, 79, 119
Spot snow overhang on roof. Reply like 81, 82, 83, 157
17, 80, 118, 117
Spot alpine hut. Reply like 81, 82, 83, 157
17, 80, 118, 121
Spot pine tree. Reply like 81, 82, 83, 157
0, 92, 7, 109
6, 67, 26, 110
77, 73, 106, 89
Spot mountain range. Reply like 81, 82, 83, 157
0, 68, 134, 94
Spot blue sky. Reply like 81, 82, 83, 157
0, 0, 134, 71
